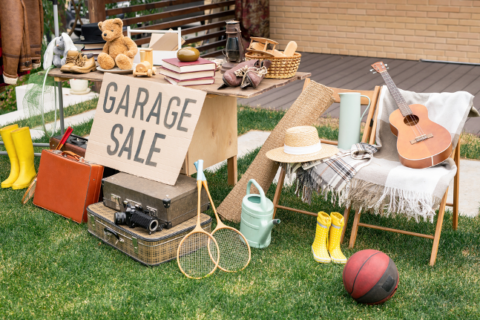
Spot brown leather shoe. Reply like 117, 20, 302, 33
218, 60, 259, 89
60, 51, 81, 73
240, 60, 272, 89
70, 55, 97, 74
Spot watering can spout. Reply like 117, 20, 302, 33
258, 219, 281, 245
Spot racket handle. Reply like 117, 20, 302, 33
194, 160, 206, 181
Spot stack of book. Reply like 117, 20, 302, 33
159, 58, 216, 86
81, 43, 104, 59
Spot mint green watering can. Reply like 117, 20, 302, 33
337, 92, 371, 150
240, 179, 281, 249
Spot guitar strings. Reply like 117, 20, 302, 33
383, 71, 426, 139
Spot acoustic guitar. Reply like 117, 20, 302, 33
371, 61, 452, 169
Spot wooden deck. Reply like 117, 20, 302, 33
239, 53, 480, 136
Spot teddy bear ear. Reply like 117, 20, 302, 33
113, 18, 123, 28
98, 21, 103, 30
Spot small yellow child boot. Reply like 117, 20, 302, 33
11, 127, 36, 190
0, 124, 20, 188
312, 211, 331, 263
328, 212, 348, 264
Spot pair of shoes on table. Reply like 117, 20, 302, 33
0, 125, 36, 190
218, 59, 272, 90
312, 211, 348, 264
60, 51, 96, 74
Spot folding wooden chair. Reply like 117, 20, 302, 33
348, 133, 460, 267
272, 86, 460, 266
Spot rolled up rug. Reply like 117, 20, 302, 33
217, 80, 334, 222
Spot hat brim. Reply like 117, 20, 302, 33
266, 144, 339, 163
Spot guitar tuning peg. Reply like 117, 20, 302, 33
384, 64, 388, 66
372, 72, 377, 74
370, 69, 374, 72
386, 67, 389, 69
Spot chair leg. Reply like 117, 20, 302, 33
341, 205, 351, 244
430, 188, 449, 266
348, 209, 362, 249
272, 167, 286, 219
453, 142, 460, 231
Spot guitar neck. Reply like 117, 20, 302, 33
379, 71, 412, 117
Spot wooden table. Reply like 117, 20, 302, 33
49, 69, 311, 185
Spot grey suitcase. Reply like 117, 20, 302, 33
102, 172, 209, 229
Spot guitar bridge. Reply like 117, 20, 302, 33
410, 133, 433, 145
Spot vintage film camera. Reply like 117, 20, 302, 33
114, 202, 165, 235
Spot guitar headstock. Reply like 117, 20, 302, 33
370, 61, 389, 74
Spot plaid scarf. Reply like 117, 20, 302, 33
284, 143, 378, 204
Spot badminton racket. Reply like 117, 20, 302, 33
177, 159, 220, 279
194, 161, 251, 273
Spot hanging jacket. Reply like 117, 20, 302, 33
0, 0, 43, 85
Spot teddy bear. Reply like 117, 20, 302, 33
97, 18, 138, 70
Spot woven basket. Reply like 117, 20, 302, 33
245, 52, 301, 79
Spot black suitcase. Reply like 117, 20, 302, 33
102, 172, 210, 229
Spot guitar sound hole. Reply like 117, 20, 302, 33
403, 115, 419, 126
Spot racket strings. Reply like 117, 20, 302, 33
212, 228, 250, 272
178, 232, 219, 279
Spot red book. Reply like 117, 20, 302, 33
164, 76, 215, 87
162, 57, 216, 73
158, 67, 215, 81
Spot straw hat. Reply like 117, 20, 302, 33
266, 126, 338, 163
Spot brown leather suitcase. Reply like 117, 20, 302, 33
102, 172, 209, 229
49, 134, 118, 202
33, 150, 104, 223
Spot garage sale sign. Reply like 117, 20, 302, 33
85, 73, 206, 185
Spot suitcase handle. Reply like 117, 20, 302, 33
62, 151, 82, 160
104, 227, 120, 240
54, 150, 86, 163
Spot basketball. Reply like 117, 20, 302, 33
343, 249, 399, 304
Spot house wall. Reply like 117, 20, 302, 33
270, 0, 480, 63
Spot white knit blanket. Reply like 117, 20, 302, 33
349, 86, 477, 222
296, 86, 478, 222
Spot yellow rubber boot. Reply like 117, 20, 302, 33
0, 124, 20, 188
328, 212, 348, 264
312, 211, 331, 263
11, 127, 36, 190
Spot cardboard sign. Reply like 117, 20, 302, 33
149, 32, 185, 51
85, 73, 206, 185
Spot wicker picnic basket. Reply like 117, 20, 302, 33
87, 202, 212, 266
245, 52, 301, 79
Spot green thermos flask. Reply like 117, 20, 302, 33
240, 179, 281, 249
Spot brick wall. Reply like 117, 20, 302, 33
270, 0, 480, 63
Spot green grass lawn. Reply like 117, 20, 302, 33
0, 106, 479, 319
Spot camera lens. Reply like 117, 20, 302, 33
114, 211, 126, 225
149, 219, 158, 233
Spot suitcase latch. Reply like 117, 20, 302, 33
111, 194, 122, 210
89, 213, 95, 227
146, 206, 158, 217
132, 237, 138, 254
163, 195, 171, 209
